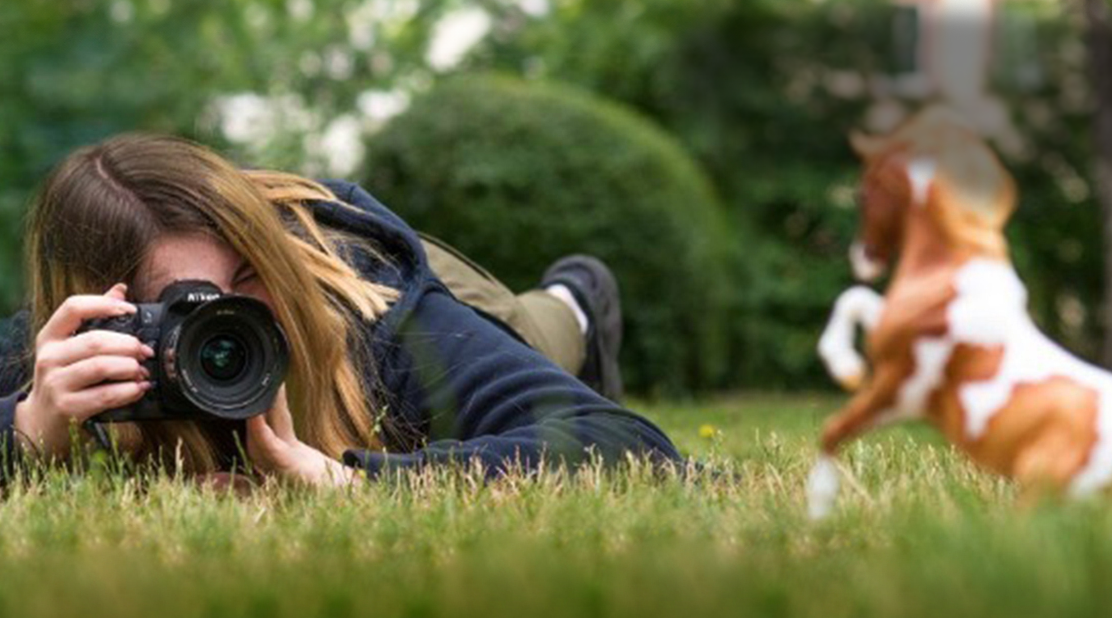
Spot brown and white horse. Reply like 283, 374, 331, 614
809, 107, 1112, 518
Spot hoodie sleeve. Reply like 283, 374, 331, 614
0, 313, 32, 474
341, 288, 681, 478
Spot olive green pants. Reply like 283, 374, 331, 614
420, 234, 586, 375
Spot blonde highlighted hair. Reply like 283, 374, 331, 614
25, 134, 398, 472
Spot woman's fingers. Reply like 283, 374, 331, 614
55, 355, 149, 392
246, 415, 341, 486
60, 380, 152, 422
16, 284, 147, 459
264, 386, 295, 442
247, 415, 282, 450
246, 407, 352, 487
104, 283, 128, 302
39, 330, 154, 370
246, 415, 289, 471
37, 285, 137, 346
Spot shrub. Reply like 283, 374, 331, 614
361, 75, 733, 395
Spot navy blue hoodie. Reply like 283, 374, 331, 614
0, 181, 681, 477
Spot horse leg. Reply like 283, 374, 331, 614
817, 286, 884, 391
808, 363, 907, 519
1013, 429, 1086, 506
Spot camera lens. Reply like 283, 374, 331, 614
168, 294, 289, 420
200, 335, 248, 382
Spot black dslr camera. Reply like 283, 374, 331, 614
78, 280, 290, 424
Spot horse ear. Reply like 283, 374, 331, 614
849, 131, 887, 160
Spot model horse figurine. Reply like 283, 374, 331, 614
809, 107, 1112, 519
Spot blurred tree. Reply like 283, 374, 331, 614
1082, 0, 1112, 365
0, 0, 465, 314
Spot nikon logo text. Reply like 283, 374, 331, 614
187, 293, 220, 303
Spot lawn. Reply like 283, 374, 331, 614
3, 393, 1111, 618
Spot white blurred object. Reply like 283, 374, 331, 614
312, 115, 365, 177
110, 0, 134, 23
807, 455, 841, 521
287, 0, 313, 22
216, 93, 277, 144
214, 93, 315, 145
849, 241, 885, 282
929, 0, 994, 106
427, 8, 492, 71
817, 286, 884, 391
518, 0, 550, 17
881, 0, 1015, 141
358, 89, 411, 124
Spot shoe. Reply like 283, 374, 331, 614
541, 255, 624, 402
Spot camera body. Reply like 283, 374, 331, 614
78, 280, 290, 424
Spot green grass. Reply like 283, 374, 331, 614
4, 393, 1112, 618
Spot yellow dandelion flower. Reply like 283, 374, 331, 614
698, 424, 717, 439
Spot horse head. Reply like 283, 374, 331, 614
847, 106, 1016, 280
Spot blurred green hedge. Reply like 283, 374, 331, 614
361, 75, 733, 395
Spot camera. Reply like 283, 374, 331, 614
78, 280, 290, 424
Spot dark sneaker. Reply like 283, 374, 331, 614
541, 255, 624, 402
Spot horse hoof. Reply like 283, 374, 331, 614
838, 372, 864, 392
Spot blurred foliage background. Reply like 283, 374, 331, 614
0, 0, 1104, 395
364, 75, 731, 392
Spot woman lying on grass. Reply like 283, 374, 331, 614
0, 134, 680, 486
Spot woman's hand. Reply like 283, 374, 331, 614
14, 283, 154, 459
246, 385, 359, 487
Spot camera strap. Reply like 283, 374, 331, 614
82, 419, 113, 452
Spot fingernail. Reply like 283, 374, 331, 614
139, 381, 154, 391
116, 303, 137, 315
139, 367, 150, 379
141, 345, 156, 358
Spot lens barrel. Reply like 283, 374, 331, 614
165, 296, 289, 421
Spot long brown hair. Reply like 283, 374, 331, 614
24, 134, 398, 472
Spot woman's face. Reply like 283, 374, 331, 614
132, 233, 273, 308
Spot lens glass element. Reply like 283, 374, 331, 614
199, 335, 248, 382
